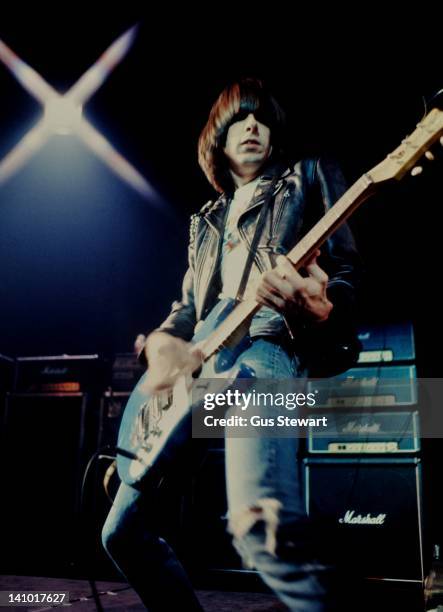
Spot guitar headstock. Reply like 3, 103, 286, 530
367, 107, 443, 184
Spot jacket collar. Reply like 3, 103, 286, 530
203, 159, 290, 231
203, 192, 229, 234
260, 159, 290, 181
239, 160, 289, 217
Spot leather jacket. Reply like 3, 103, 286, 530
156, 156, 361, 372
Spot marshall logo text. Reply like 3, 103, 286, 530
338, 510, 387, 525
41, 366, 69, 376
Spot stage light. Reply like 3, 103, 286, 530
43, 97, 83, 135
0, 26, 154, 198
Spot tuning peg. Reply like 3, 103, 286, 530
425, 151, 435, 161
411, 166, 423, 177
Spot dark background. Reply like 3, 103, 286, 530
0, 12, 441, 375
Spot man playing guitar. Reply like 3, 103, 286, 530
102, 77, 360, 611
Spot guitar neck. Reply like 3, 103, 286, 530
200, 173, 375, 359
286, 173, 375, 267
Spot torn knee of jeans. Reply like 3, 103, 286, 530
228, 498, 282, 560
274, 518, 315, 561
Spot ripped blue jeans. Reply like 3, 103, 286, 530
102, 338, 338, 611
221, 338, 338, 611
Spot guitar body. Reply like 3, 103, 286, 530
116, 298, 254, 488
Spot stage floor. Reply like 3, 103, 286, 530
0, 575, 285, 611
0, 573, 432, 611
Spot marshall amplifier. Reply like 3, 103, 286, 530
14, 354, 106, 393
304, 457, 424, 581
110, 353, 144, 392
310, 364, 417, 409
357, 321, 415, 364
308, 409, 420, 454
97, 390, 129, 449
0, 391, 91, 574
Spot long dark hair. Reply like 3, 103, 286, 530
198, 77, 287, 193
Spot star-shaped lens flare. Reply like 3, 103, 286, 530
0, 25, 155, 199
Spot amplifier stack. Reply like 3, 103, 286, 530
305, 321, 424, 583
0, 351, 149, 576
186, 321, 426, 586
0, 354, 106, 575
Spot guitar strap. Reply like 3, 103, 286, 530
235, 177, 278, 302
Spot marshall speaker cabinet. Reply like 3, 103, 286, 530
189, 451, 424, 582
0, 392, 90, 574
304, 457, 424, 582
0, 354, 105, 575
